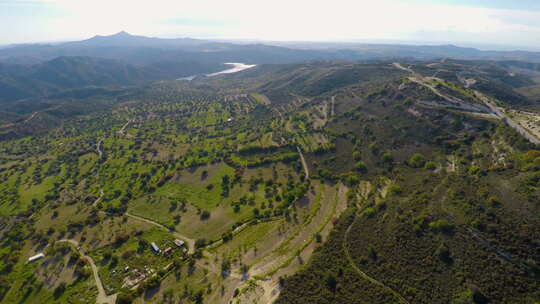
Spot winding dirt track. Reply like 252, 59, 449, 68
96, 139, 103, 159
342, 203, 410, 304
56, 239, 117, 304
92, 190, 104, 207
24, 112, 39, 123
330, 95, 336, 118
297, 146, 310, 179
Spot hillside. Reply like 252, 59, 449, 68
0, 59, 539, 304
0, 56, 227, 103
4, 32, 540, 106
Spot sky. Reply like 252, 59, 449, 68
2, 0, 540, 50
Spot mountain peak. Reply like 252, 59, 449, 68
112, 31, 131, 37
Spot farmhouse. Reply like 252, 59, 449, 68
28, 253, 45, 263
163, 247, 172, 255
151, 242, 161, 253
174, 239, 185, 247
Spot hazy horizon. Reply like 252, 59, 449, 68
3, 31, 540, 54
2, 0, 540, 51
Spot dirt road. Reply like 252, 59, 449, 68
96, 139, 103, 158
342, 192, 410, 304
392, 62, 414, 74
118, 120, 132, 137
56, 239, 117, 304
92, 190, 104, 207
297, 146, 309, 179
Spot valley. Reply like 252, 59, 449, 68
0, 56, 539, 304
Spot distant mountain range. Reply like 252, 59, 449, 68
2, 31, 540, 104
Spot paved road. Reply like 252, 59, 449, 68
393, 61, 539, 145
56, 239, 117, 304
408, 77, 491, 114
473, 91, 540, 145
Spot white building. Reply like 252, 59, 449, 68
151, 242, 161, 253
28, 253, 45, 263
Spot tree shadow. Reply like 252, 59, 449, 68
144, 285, 161, 301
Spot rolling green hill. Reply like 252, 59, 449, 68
0, 59, 539, 304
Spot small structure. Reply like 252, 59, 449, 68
174, 239, 185, 248
28, 253, 45, 263
163, 247, 172, 255
151, 242, 161, 253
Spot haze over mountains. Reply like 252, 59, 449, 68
3, 31, 540, 105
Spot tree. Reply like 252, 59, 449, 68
424, 161, 436, 170
429, 219, 455, 234
355, 161, 367, 173
325, 274, 337, 292
409, 153, 426, 168
195, 238, 207, 249
53, 282, 66, 298
435, 243, 452, 264
116, 292, 135, 304
382, 152, 393, 164
200, 210, 210, 221
137, 239, 148, 253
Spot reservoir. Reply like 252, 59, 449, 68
177, 62, 256, 81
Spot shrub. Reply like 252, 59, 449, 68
409, 153, 426, 168
388, 184, 402, 196
435, 243, 452, 264
429, 219, 455, 234
363, 207, 376, 217
325, 274, 337, 292
200, 210, 210, 221
195, 239, 207, 248
369, 142, 379, 155
486, 195, 500, 207
116, 292, 135, 304
222, 232, 233, 243
355, 161, 367, 173
382, 152, 394, 164
53, 282, 66, 299
468, 165, 480, 175
424, 161, 436, 170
